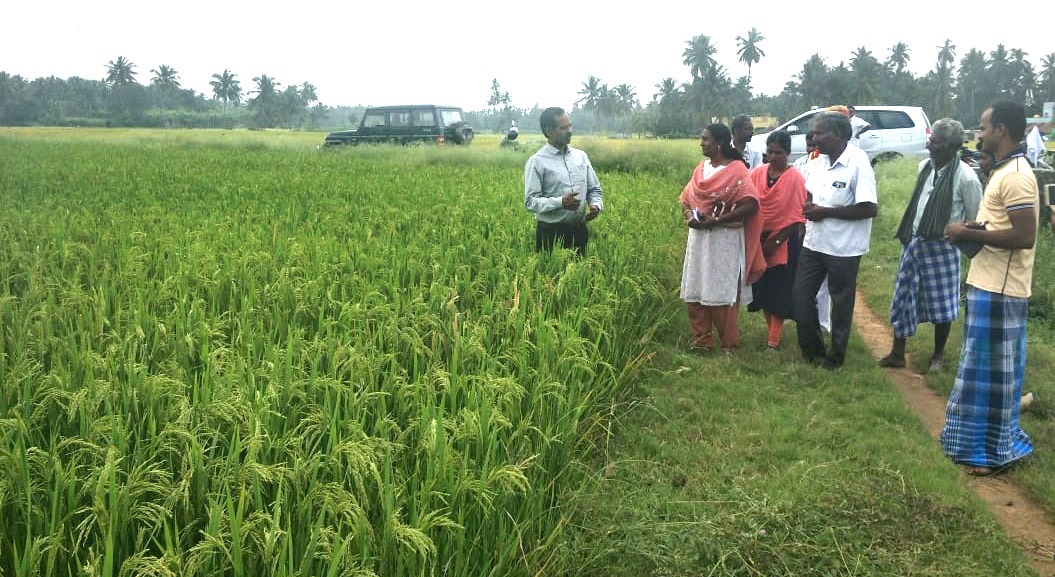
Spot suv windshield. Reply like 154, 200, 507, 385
362, 112, 386, 127
440, 109, 464, 126
788, 112, 818, 135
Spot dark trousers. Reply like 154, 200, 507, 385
793, 247, 861, 366
535, 220, 589, 255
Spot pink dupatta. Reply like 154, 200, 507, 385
678, 160, 766, 285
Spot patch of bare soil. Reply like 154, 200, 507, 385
854, 290, 1055, 575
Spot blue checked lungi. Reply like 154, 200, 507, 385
941, 286, 1032, 469
888, 236, 961, 339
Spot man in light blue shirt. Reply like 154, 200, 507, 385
880, 118, 982, 373
524, 107, 603, 255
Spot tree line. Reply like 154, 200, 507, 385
2, 34, 1055, 134
0, 56, 361, 129
481, 33, 1055, 137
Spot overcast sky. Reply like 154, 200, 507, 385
5, 1, 1053, 112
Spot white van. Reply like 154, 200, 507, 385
751, 105, 931, 164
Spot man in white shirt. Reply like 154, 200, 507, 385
848, 105, 871, 145
793, 112, 878, 370
731, 114, 764, 169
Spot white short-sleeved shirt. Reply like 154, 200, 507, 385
742, 142, 764, 170
850, 115, 870, 142
803, 144, 877, 257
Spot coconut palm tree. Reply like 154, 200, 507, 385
682, 34, 717, 80
300, 82, 318, 105
651, 78, 684, 136
577, 75, 603, 110
653, 78, 678, 104
696, 64, 732, 124
248, 74, 280, 128
249, 75, 279, 102
150, 65, 181, 89
796, 54, 829, 108
105, 56, 137, 86
931, 40, 957, 118
1008, 48, 1035, 105
735, 28, 766, 85
957, 48, 989, 122
849, 46, 881, 104
1040, 53, 1055, 105
988, 44, 1011, 94
613, 84, 637, 115
883, 42, 912, 102
937, 39, 956, 71
209, 69, 242, 114
886, 42, 911, 75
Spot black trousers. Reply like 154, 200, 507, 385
535, 220, 589, 255
792, 247, 861, 366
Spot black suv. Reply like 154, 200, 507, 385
323, 105, 474, 146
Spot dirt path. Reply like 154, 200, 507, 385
854, 291, 1055, 575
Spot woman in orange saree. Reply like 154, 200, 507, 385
748, 130, 808, 348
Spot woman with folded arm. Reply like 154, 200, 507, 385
748, 130, 808, 349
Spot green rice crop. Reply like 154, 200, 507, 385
0, 133, 687, 576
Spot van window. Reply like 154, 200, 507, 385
362, 111, 386, 127
412, 109, 436, 127
874, 111, 914, 129
440, 109, 464, 126
389, 111, 411, 127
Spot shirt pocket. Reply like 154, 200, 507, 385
566, 156, 589, 184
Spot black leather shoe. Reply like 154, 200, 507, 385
821, 357, 841, 371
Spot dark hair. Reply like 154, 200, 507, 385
814, 112, 852, 141
987, 100, 1026, 142
540, 107, 565, 135
766, 130, 792, 154
731, 114, 752, 133
705, 123, 744, 163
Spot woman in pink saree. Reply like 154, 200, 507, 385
678, 123, 766, 351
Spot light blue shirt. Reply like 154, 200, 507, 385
524, 144, 604, 223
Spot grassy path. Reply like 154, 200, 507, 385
566, 305, 1041, 575
853, 289, 1055, 574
